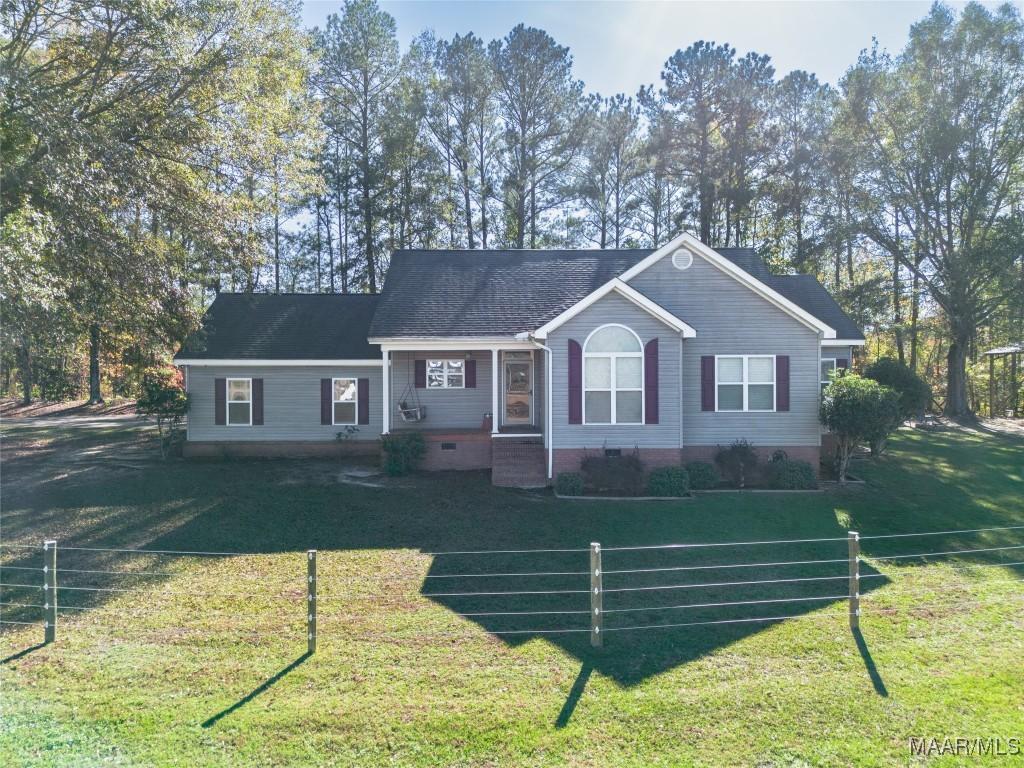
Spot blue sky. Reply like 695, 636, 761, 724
299, 1, 992, 93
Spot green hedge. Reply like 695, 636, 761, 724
646, 466, 690, 497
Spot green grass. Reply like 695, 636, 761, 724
1, 423, 1022, 766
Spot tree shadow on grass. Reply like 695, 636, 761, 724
3, 425, 1021, 690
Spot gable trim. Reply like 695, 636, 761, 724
532, 279, 697, 340
822, 339, 866, 347
618, 232, 837, 338
174, 358, 383, 366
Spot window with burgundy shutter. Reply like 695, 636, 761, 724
568, 339, 582, 424
700, 357, 715, 411
357, 378, 370, 424
251, 379, 264, 425
775, 356, 789, 412
644, 338, 659, 424
214, 378, 226, 425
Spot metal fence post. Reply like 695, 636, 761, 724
307, 549, 317, 654
590, 542, 602, 647
848, 531, 860, 630
43, 540, 57, 644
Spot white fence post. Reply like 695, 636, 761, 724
307, 549, 317, 654
848, 531, 860, 630
43, 540, 56, 644
590, 542, 602, 647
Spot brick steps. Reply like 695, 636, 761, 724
492, 438, 547, 488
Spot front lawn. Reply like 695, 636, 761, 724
1, 422, 1022, 766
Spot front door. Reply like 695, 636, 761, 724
504, 353, 532, 426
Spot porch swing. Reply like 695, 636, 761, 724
396, 366, 426, 423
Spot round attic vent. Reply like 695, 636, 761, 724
671, 247, 693, 270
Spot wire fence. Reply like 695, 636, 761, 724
1, 524, 1023, 651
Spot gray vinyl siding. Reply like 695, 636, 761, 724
548, 292, 682, 449
822, 346, 853, 365
390, 350, 493, 430
186, 364, 383, 442
628, 254, 823, 447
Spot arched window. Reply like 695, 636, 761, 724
583, 324, 643, 424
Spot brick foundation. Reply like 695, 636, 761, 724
182, 440, 380, 459
418, 431, 492, 471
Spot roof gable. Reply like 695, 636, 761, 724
618, 233, 837, 337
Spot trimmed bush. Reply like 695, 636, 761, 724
685, 461, 721, 490
555, 472, 584, 497
820, 374, 900, 482
766, 458, 818, 490
646, 466, 690, 497
715, 439, 758, 488
381, 431, 426, 476
864, 357, 931, 420
580, 451, 645, 496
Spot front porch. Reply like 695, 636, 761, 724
380, 343, 549, 485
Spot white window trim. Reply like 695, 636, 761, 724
226, 377, 252, 426
426, 358, 466, 389
582, 324, 645, 425
820, 358, 837, 391
332, 377, 358, 426
715, 355, 776, 413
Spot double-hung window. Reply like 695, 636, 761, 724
716, 356, 775, 412
583, 325, 643, 424
227, 378, 252, 425
427, 359, 464, 389
820, 359, 837, 393
332, 378, 357, 425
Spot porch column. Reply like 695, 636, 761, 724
491, 348, 500, 434
382, 348, 390, 434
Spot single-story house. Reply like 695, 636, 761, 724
175, 232, 864, 487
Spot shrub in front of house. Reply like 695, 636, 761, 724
820, 374, 901, 483
646, 466, 690, 497
685, 461, 721, 490
580, 451, 645, 496
766, 457, 818, 490
864, 357, 931, 421
715, 439, 758, 488
555, 472, 584, 496
381, 431, 426, 476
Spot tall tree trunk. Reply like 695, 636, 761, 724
315, 199, 323, 293
945, 332, 971, 417
529, 166, 537, 249
323, 198, 335, 293
462, 161, 475, 249
18, 341, 32, 405
274, 205, 280, 294
893, 209, 904, 364
88, 323, 103, 404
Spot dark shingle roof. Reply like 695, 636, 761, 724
369, 246, 863, 341
368, 249, 653, 338
176, 293, 381, 360
762, 275, 865, 341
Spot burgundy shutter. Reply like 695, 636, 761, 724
414, 359, 426, 388
700, 356, 715, 411
568, 339, 582, 424
465, 359, 477, 388
644, 338, 659, 424
214, 378, 226, 425
320, 378, 332, 425
252, 378, 264, 425
357, 378, 370, 424
776, 356, 790, 412
837, 358, 849, 373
